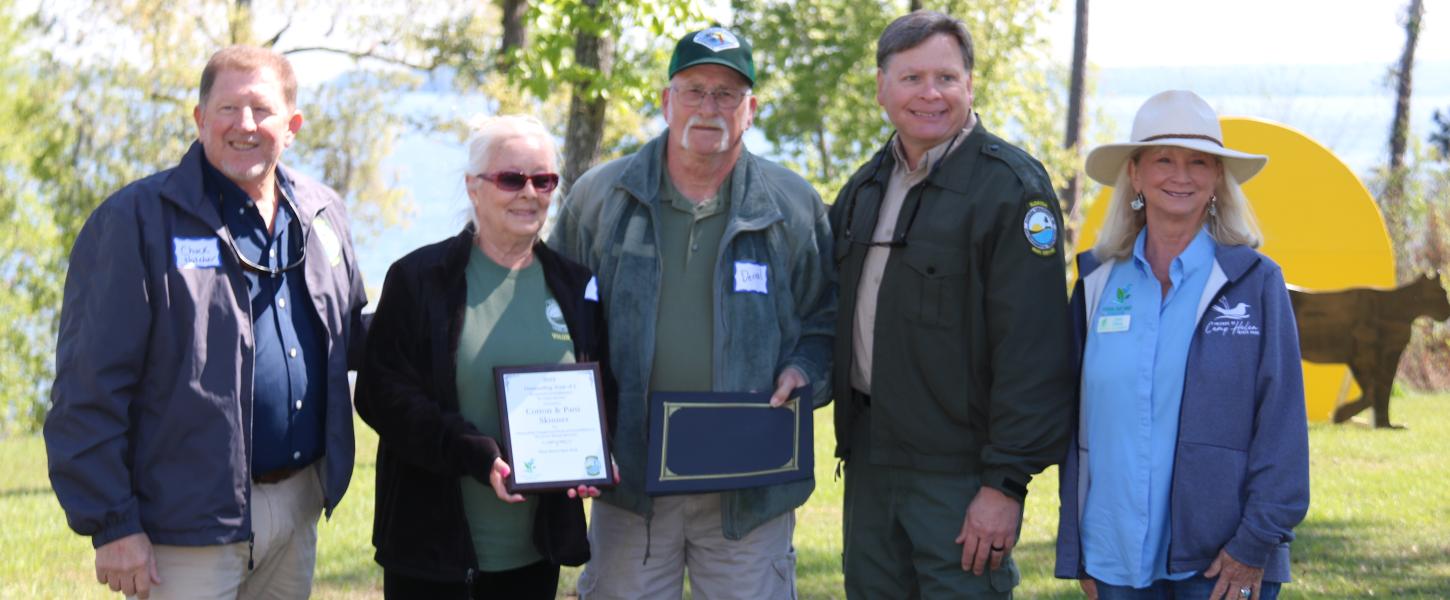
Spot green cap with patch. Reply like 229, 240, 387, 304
668, 26, 755, 86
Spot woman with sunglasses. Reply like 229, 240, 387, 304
356, 114, 616, 599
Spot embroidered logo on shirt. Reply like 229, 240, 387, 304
1022, 201, 1058, 256
545, 298, 570, 341
1204, 297, 1261, 336
173, 237, 221, 269
1096, 285, 1132, 333
312, 218, 344, 267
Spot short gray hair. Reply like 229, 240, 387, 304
876, 10, 974, 72
1092, 149, 1264, 261
463, 114, 558, 228
465, 114, 556, 176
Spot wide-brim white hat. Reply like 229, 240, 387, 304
1084, 90, 1268, 186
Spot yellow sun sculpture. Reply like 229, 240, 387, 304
1077, 117, 1396, 422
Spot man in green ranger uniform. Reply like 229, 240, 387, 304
829, 10, 1075, 599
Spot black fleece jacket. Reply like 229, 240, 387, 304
355, 225, 616, 582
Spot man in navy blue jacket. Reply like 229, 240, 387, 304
44, 45, 367, 599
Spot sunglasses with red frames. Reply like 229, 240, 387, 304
473, 171, 561, 193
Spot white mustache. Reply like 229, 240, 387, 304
682, 115, 731, 153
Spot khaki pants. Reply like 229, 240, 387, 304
131, 464, 324, 600
578, 494, 797, 600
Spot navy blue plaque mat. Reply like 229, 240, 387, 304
645, 386, 813, 494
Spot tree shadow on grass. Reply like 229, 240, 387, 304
0, 486, 50, 499
1291, 517, 1450, 597
314, 556, 382, 589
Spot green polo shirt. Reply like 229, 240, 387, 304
649, 170, 732, 392
455, 245, 575, 571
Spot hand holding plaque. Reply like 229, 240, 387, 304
494, 363, 614, 493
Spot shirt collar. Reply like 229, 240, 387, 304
198, 149, 297, 214
889, 115, 977, 175
1132, 226, 1216, 286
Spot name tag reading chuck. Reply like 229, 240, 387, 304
1096, 314, 1131, 333
734, 261, 768, 294
173, 237, 222, 269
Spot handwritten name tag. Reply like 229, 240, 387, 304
733, 261, 768, 294
1096, 314, 1131, 333
173, 237, 221, 269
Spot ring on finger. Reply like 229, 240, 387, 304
1239, 585, 1253, 598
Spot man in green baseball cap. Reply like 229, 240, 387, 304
550, 24, 833, 600
668, 26, 756, 85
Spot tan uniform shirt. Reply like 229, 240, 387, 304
851, 123, 973, 394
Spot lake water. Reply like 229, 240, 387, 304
351, 62, 1450, 294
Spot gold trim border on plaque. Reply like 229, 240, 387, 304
656, 397, 801, 482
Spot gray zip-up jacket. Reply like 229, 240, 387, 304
44, 142, 368, 548
548, 132, 835, 539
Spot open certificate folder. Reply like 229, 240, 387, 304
645, 386, 813, 494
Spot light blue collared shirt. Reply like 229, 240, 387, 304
1079, 227, 1216, 587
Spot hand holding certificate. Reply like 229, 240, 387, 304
494, 363, 614, 494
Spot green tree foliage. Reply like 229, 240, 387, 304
734, 0, 1075, 204
3, 0, 434, 432
0, 2, 69, 434
505, 0, 706, 177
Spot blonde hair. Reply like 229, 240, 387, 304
1091, 149, 1263, 261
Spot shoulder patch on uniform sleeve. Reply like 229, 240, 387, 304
1023, 200, 1058, 256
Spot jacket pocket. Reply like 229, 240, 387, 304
1173, 442, 1248, 561
898, 242, 969, 328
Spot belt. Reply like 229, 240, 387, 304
252, 466, 304, 484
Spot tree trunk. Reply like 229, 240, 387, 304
1389, 0, 1423, 173
230, 0, 254, 45
561, 0, 612, 195
909, 0, 922, 12
1062, 0, 1088, 247
498, 0, 528, 72
815, 124, 831, 184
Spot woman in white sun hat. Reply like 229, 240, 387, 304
1054, 90, 1310, 600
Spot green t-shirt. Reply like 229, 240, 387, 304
455, 245, 575, 571
649, 169, 731, 392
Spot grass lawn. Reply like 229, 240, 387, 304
4, 393, 1448, 598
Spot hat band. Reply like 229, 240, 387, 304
1139, 133, 1223, 147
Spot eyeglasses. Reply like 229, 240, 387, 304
473, 171, 561, 193
671, 86, 751, 109
220, 194, 309, 277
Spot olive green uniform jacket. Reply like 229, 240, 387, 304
829, 122, 1074, 501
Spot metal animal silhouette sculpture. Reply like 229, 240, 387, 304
1289, 273, 1450, 428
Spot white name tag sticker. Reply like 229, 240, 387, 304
733, 261, 769, 294
584, 276, 599, 302
1096, 314, 1131, 333
173, 237, 221, 269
